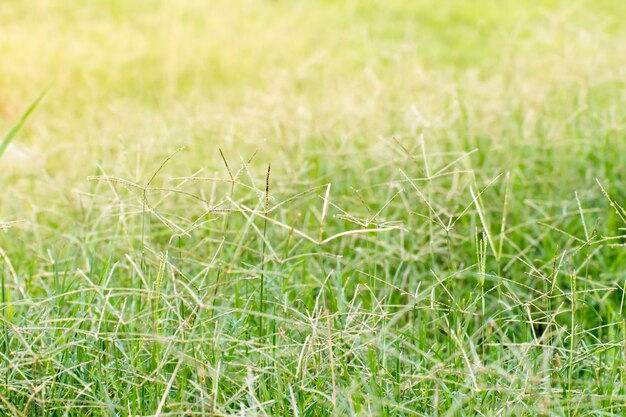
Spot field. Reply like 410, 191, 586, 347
2, 1, 626, 415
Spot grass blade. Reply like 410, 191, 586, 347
0, 89, 47, 159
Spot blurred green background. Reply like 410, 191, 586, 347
2, 1, 625, 176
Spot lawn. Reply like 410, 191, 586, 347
2, 0, 626, 415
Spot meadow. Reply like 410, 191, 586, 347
2, 1, 626, 415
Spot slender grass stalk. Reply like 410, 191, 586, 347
259, 164, 270, 339
568, 268, 577, 408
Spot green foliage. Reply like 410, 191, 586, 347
1, 1, 626, 416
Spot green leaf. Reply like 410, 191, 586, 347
0, 89, 47, 160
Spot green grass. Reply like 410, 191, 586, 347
2, 0, 626, 415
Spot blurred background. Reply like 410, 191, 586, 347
2, 1, 625, 160
1, 0, 625, 219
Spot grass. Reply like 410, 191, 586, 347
2, 0, 626, 415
